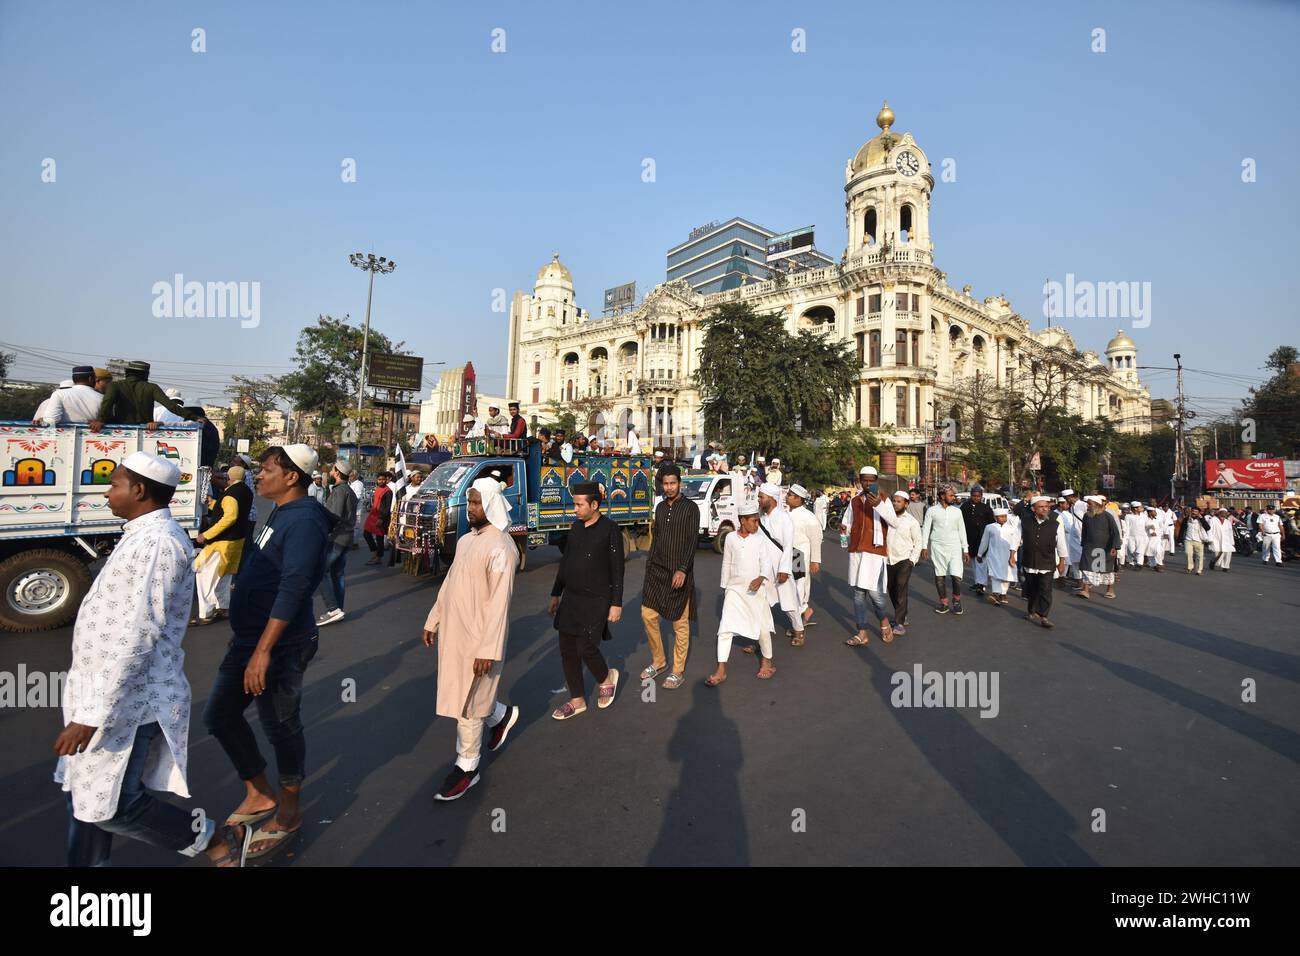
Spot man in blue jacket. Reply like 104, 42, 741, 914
204, 443, 334, 861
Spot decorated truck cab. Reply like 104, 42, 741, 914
0, 422, 208, 632
395, 438, 653, 570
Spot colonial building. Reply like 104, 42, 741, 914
505, 103, 1152, 471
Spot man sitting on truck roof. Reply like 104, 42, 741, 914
34, 365, 101, 425
89, 361, 198, 432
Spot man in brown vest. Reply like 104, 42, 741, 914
840, 465, 902, 645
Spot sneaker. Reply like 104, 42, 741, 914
891, 624, 907, 637
934, 603, 950, 615
433, 766, 480, 802
953, 602, 964, 616
1027, 612, 1042, 625
486, 705, 520, 752
316, 608, 345, 627
1039, 617, 1056, 629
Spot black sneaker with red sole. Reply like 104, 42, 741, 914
487, 705, 520, 752
434, 766, 480, 801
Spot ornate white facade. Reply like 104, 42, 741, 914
506, 103, 1151, 462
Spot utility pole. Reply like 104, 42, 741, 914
350, 252, 397, 416
1173, 352, 1187, 503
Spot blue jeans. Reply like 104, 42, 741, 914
852, 586, 890, 629
66, 722, 210, 867
318, 541, 349, 612
203, 637, 317, 789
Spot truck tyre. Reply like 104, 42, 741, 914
0, 549, 92, 633
516, 537, 528, 571
634, 527, 653, 552
713, 524, 734, 554
622, 528, 634, 557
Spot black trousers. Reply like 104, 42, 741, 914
364, 532, 385, 557
1023, 572, 1054, 618
559, 630, 609, 699
887, 560, 913, 625
935, 574, 961, 600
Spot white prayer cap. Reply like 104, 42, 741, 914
1062, 488, 1076, 497
469, 476, 510, 531
758, 482, 782, 500
771, 458, 780, 465
757, 457, 766, 464
1030, 495, 1051, 505
165, 387, 183, 400
789, 483, 810, 499
859, 465, 878, 476
654, 450, 664, 458
58, 379, 73, 388
993, 507, 1009, 516
462, 414, 475, 422
1057, 497, 1066, 503
122, 450, 180, 487
1084, 495, 1104, 504
280, 443, 319, 475
1130, 500, 1142, 508
737, 500, 760, 517
891, 489, 910, 501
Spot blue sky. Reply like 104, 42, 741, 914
2, 0, 1297, 422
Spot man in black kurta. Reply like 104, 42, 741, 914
639, 463, 699, 690
960, 487, 996, 591
548, 483, 624, 719
1077, 495, 1122, 600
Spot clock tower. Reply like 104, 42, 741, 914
844, 101, 934, 255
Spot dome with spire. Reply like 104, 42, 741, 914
851, 100, 904, 173
536, 252, 573, 286
1106, 329, 1136, 352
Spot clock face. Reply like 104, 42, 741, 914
895, 150, 920, 177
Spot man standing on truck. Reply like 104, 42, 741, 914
88, 360, 198, 431
639, 463, 699, 690
421, 478, 521, 801
34, 365, 101, 424
55, 450, 253, 867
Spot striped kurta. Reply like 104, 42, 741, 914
641, 494, 700, 621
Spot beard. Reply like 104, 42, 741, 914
468, 513, 490, 530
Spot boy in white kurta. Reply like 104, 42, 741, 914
708, 504, 776, 685
422, 479, 521, 801
1144, 507, 1165, 570
976, 509, 1021, 602
55, 452, 250, 867
758, 483, 801, 649
786, 484, 824, 641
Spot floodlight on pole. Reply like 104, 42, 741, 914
350, 252, 397, 414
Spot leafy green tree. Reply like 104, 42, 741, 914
695, 302, 858, 458
1239, 344, 1300, 458
221, 375, 281, 461
279, 314, 406, 421
0, 385, 47, 421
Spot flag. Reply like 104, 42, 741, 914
391, 443, 409, 493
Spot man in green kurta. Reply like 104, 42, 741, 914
90, 361, 197, 431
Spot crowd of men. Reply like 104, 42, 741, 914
42, 378, 1294, 864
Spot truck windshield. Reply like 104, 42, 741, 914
428, 461, 474, 492
680, 478, 710, 500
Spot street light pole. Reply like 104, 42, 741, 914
350, 251, 397, 416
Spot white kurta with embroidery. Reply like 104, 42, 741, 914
54, 507, 195, 823
717, 530, 776, 639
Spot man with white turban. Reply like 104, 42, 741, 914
422, 477, 521, 801
757, 482, 799, 659
920, 484, 970, 615
976, 507, 1020, 604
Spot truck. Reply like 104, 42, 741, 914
671, 473, 740, 553
0, 422, 208, 633
394, 437, 653, 570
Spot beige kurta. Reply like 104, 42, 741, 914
424, 524, 517, 719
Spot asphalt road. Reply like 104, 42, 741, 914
2, 521, 1297, 867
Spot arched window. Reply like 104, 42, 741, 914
900, 204, 914, 242
865, 208, 877, 246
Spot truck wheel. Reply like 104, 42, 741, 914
622, 528, 635, 556
0, 549, 92, 633
634, 528, 652, 551
713, 525, 733, 554
516, 538, 528, 571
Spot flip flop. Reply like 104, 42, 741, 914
597, 669, 619, 709
246, 818, 302, 860
552, 701, 587, 720
639, 663, 668, 681
705, 674, 727, 687
224, 805, 277, 827
211, 824, 254, 868
1104, 592, 1116, 599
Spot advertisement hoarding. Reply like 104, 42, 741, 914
1205, 458, 1285, 490
367, 353, 423, 392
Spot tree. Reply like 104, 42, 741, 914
222, 375, 281, 461
695, 302, 858, 458
279, 314, 407, 421
0, 385, 47, 421
0, 350, 14, 382
1239, 344, 1300, 458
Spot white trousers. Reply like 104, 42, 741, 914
718, 630, 773, 662
796, 574, 812, 616
1123, 540, 1143, 565
1260, 533, 1282, 563
1146, 540, 1164, 567
455, 700, 507, 772
1214, 549, 1232, 570
195, 556, 231, 619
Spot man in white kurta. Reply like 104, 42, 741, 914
1160, 505, 1177, 554
1258, 504, 1284, 565
54, 452, 240, 866
976, 509, 1021, 601
758, 483, 801, 645
422, 478, 521, 801
1058, 499, 1083, 586
920, 485, 970, 614
708, 504, 777, 685
1208, 508, 1235, 570
786, 485, 824, 638
813, 491, 829, 531
1144, 507, 1165, 569
1122, 504, 1148, 567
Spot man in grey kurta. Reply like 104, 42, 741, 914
920, 484, 969, 614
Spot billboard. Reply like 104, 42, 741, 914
367, 353, 423, 391
1205, 458, 1285, 490
766, 226, 815, 262
603, 282, 636, 314
457, 362, 477, 439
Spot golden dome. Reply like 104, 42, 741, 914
1106, 329, 1136, 351
851, 100, 902, 173
536, 252, 573, 285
